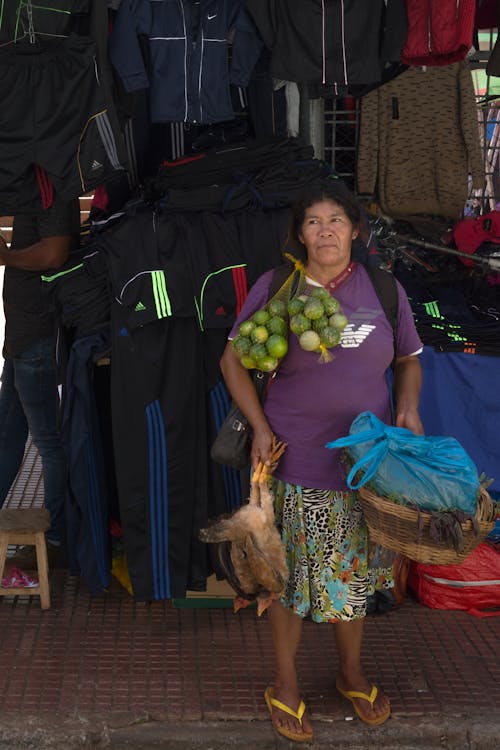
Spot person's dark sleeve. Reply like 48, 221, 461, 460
11, 196, 80, 250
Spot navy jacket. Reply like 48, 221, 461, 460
109, 0, 262, 123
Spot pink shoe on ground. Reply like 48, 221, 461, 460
1, 566, 39, 588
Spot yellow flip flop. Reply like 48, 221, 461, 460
264, 686, 314, 743
337, 683, 391, 726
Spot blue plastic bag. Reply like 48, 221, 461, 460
326, 411, 480, 515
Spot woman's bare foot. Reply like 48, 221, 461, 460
336, 670, 390, 724
266, 682, 314, 738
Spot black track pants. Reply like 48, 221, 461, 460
110, 312, 209, 601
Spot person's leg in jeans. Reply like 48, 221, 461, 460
0, 358, 30, 504
12, 338, 66, 544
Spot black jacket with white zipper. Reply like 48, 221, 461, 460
246, 0, 407, 93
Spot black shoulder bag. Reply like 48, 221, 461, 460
210, 369, 268, 470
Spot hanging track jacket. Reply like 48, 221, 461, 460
109, 0, 262, 124
246, 0, 407, 92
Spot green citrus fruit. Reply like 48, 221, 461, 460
250, 325, 269, 344
311, 286, 331, 302
240, 355, 257, 369
290, 313, 311, 336
298, 330, 321, 351
329, 312, 348, 330
322, 296, 340, 316
266, 334, 288, 359
303, 298, 326, 320
249, 343, 267, 362
232, 336, 251, 356
287, 297, 304, 316
312, 316, 329, 332
257, 355, 279, 372
268, 298, 287, 318
320, 326, 342, 348
239, 319, 256, 337
267, 316, 288, 337
252, 308, 270, 326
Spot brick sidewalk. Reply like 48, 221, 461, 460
0, 444, 499, 747
0, 572, 498, 723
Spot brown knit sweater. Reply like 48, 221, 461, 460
356, 62, 484, 220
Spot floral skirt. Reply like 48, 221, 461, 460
274, 481, 394, 623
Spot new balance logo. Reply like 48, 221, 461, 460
91, 160, 103, 171
135, 301, 146, 312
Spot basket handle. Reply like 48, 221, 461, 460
346, 441, 389, 489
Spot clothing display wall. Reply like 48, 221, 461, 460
1, 0, 497, 601
42, 140, 332, 597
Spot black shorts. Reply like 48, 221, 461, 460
0, 35, 127, 214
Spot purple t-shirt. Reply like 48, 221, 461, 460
229, 264, 423, 491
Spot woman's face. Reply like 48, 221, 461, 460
298, 199, 358, 279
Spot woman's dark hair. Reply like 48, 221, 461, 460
286, 179, 361, 258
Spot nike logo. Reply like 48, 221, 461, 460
207, 13, 217, 20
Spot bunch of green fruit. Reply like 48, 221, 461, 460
288, 287, 348, 361
231, 297, 289, 372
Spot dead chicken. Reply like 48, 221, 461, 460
199, 438, 289, 615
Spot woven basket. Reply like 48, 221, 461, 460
358, 485, 496, 565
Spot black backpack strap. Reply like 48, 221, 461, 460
364, 265, 399, 354
268, 261, 301, 300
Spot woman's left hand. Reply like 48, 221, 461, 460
395, 408, 424, 435
393, 355, 424, 435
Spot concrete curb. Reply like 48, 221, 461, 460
0, 714, 498, 749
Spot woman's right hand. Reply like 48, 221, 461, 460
251, 426, 275, 469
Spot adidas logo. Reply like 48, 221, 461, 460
135, 301, 146, 311
91, 159, 103, 171
215, 305, 227, 316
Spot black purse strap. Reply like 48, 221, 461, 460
251, 368, 270, 403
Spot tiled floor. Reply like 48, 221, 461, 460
0, 574, 499, 724
1, 443, 499, 731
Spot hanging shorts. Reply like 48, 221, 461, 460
0, 34, 127, 214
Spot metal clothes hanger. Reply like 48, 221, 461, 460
0, 0, 68, 48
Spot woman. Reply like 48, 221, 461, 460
220, 181, 423, 742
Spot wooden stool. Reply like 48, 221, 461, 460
0, 508, 51, 610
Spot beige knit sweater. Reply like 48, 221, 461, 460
356, 62, 484, 220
